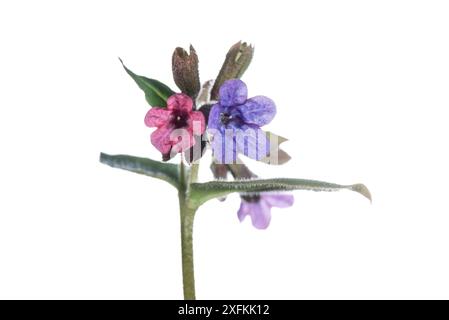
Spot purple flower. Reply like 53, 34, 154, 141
238, 193, 294, 229
208, 79, 276, 163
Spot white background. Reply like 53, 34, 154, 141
1, 0, 448, 299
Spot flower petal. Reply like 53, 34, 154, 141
189, 111, 206, 135
234, 125, 269, 161
236, 95, 276, 126
249, 200, 272, 229
150, 124, 174, 155
170, 127, 195, 153
263, 194, 294, 208
209, 128, 237, 164
219, 79, 248, 107
237, 201, 252, 222
144, 108, 172, 128
207, 103, 224, 131
167, 93, 193, 111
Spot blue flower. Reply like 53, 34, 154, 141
208, 79, 276, 163
238, 194, 294, 229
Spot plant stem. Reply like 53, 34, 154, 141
189, 162, 200, 184
179, 160, 197, 300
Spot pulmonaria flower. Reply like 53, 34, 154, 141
238, 193, 294, 229
208, 79, 276, 163
145, 93, 205, 158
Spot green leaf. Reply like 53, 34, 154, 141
189, 178, 371, 207
100, 153, 179, 188
119, 58, 175, 107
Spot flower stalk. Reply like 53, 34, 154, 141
179, 191, 197, 299
178, 160, 198, 299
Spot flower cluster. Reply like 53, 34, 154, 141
144, 79, 277, 165
138, 43, 293, 229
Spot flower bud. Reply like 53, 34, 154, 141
210, 41, 254, 100
228, 163, 257, 179
210, 162, 229, 180
172, 45, 201, 100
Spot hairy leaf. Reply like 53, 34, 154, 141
100, 153, 179, 188
189, 178, 371, 206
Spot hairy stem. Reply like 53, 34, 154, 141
179, 160, 197, 299
188, 162, 200, 185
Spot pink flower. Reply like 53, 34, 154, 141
144, 94, 205, 158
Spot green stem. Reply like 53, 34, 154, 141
189, 162, 200, 184
179, 160, 197, 300
179, 194, 196, 299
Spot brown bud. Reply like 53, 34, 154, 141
227, 162, 257, 179
172, 45, 201, 100
210, 162, 229, 180
210, 41, 254, 100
